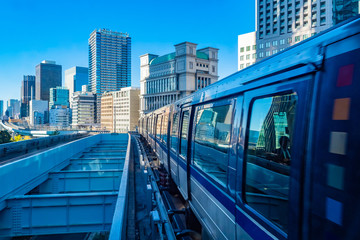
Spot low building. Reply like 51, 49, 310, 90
29, 100, 48, 126
140, 42, 219, 116
49, 105, 70, 128
71, 90, 96, 128
101, 87, 140, 133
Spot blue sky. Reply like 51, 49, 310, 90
0, 0, 255, 103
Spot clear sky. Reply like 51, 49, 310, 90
0, 0, 255, 104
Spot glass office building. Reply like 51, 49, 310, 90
88, 29, 131, 122
35, 60, 62, 101
49, 87, 70, 109
21, 75, 35, 117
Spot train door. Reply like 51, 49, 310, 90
177, 107, 192, 200
235, 75, 313, 240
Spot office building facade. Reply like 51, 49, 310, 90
140, 42, 219, 116
20, 75, 36, 117
101, 87, 140, 133
252, 0, 360, 62
71, 91, 96, 128
238, 32, 257, 70
49, 106, 70, 128
49, 87, 70, 109
6, 99, 20, 119
29, 100, 49, 126
65, 66, 88, 105
35, 60, 62, 101
88, 29, 131, 122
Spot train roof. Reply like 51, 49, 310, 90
144, 16, 360, 117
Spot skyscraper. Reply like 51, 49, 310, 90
20, 75, 36, 117
88, 29, 131, 122
49, 87, 69, 110
64, 66, 88, 105
35, 60, 62, 101
0, 100, 3, 119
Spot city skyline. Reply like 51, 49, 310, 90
0, 0, 256, 102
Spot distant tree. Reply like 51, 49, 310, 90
11, 134, 22, 142
0, 131, 11, 144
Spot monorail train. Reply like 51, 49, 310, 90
139, 17, 360, 240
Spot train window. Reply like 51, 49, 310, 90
162, 113, 168, 143
170, 113, 179, 151
180, 110, 190, 158
245, 92, 297, 233
156, 115, 162, 139
193, 104, 232, 186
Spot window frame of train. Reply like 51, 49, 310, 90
191, 98, 235, 191
170, 111, 180, 153
156, 114, 162, 140
239, 77, 312, 240
179, 107, 191, 159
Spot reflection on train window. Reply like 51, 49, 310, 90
156, 115, 162, 139
245, 93, 297, 233
180, 111, 190, 158
170, 113, 179, 151
193, 104, 232, 186
162, 114, 168, 143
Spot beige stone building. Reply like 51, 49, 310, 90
100, 87, 140, 133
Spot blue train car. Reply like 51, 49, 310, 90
139, 17, 360, 240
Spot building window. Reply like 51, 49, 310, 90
272, 40, 278, 46
280, 39, 285, 45
193, 103, 232, 187
266, 42, 271, 48
272, 49, 278, 54
240, 64, 244, 69
212, 66, 216, 72
189, 62, 193, 69
266, 51, 271, 56
252, 45, 257, 50
259, 43, 264, 49
295, 36, 301, 42
240, 55, 244, 61
246, 46, 251, 51
240, 47, 245, 52
245, 92, 298, 233
252, 53, 256, 59
287, 37, 292, 43
246, 54, 250, 60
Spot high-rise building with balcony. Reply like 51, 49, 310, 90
35, 60, 62, 101
255, 0, 333, 61
88, 29, 131, 122
65, 67, 88, 105
252, 0, 360, 62
49, 87, 69, 110
140, 42, 219, 116
20, 75, 35, 117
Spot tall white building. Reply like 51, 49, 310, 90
238, 32, 257, 70
140, 42, 219, 116
255, 0, 333, 60
71, 90, 96, 129
101, 87, 140, 133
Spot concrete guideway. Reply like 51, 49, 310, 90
0, 134, 130, 239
